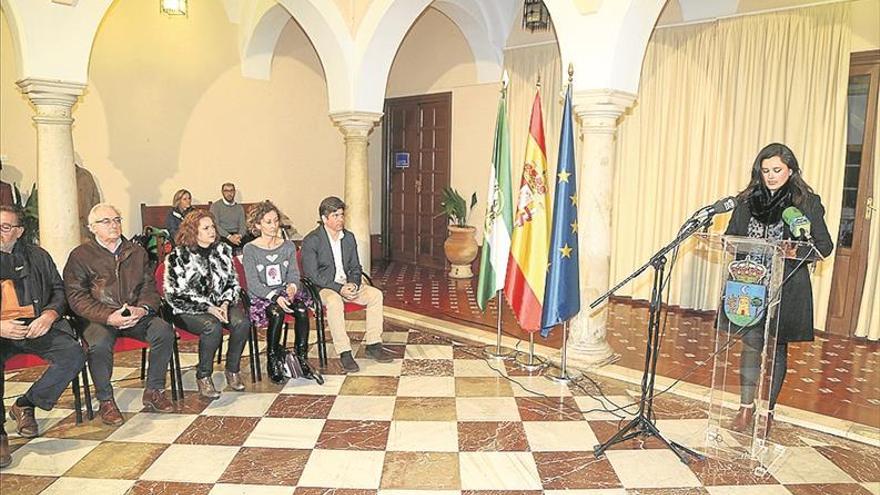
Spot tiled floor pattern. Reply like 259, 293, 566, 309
372, 262, 880, 428
3, 320, 879, 494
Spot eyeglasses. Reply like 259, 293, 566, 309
0, 223, 22, 233
222, 189, 235, 193
92, 217, 123, 226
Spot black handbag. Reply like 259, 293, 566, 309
281, 350, 304, 380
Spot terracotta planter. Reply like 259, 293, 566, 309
444, 225, 478, 278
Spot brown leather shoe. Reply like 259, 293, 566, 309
98, 400, 124, 426
197, 377, 221, 400
9, 403, 39, 438
225, 371, 246, 392
0, 432, 11, 468
339, 351, 360, 373
730, 404, 755, 432
142, 389, 173, 413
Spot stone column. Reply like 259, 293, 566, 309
566, 89, 636, 367
17, 78, 86, 266
330, 111, 382, 272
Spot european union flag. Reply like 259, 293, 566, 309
540, 83, 580, 336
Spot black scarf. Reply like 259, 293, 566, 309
748, 180, 793, 225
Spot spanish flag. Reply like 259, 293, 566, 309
504, 89, 550, 332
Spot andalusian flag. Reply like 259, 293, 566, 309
541, 83, 580, 336
504, 89, 551, 332
476, 84, 513, 311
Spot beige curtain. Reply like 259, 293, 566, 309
503, 43, 564, 197
855, 91, 880, 340
612, 3, 851, 332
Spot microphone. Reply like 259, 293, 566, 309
782, 206, 812, 241
693, 196, 737, 220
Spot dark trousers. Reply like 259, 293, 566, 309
220, 233, 255, 255
0, 327, 86, 431
82, 316, 174, 401
740, 326, 788, 409
174, 303, 250, 379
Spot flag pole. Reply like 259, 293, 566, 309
483, 289, 515, 360
515, 331, 547, 371
546, 320, 580, 382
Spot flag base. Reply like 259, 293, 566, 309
483, 344, 515, 360
448, 264, 474, 278
545, 367, 581, 383
515, 352, 547, 372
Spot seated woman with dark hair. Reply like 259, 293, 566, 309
243, 200, 321, 384
163, 209, 251, 399
165, 189, 194, 243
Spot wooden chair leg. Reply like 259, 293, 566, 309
217, 337, 223, 365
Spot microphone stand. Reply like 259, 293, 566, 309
591, 213, 710, 464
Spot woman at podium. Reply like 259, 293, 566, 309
724, 142, 834, 434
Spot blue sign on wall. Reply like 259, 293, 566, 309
394, 152, 410, 169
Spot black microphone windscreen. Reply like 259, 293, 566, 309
711, 196, 737, 214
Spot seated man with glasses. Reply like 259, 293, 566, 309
63, 203, 175, 425
1, 206, 86, 468
210, 182, 250, 251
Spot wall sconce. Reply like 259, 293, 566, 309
522, 0, 551, 32
160, 0, 187, 16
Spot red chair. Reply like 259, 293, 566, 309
294, 250, 372, 367
155, 259, 262, 395
4, 351, 86, 424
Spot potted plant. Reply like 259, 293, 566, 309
12, 183, 39, 245
439, 186, 478, 278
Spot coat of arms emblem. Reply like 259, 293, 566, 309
723, 258, 768, 327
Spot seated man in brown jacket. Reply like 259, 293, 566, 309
63, 203, 175, 425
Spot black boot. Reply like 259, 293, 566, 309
265, 304, 287, 384
293, 301, 323, 385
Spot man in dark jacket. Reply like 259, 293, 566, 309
1, 205, 86, 468
301, 196, 392, 373
63, 203, 175, 425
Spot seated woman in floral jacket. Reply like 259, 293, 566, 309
163, 210, 250, 399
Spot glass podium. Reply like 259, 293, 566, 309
695, 233, 822, 475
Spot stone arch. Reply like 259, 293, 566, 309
241, 0, 353, 112
0, 0, 113, 83
544, 0, 666, 93
354, 0, 518, 112
0, 0, 25, 80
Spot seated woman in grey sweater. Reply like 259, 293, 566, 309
242, 201, 321, 384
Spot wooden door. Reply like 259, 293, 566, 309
383, 93, 451, 268
827, 50, 879, 336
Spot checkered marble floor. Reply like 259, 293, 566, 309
3, 320, 879, 495
373, 262, 880, 429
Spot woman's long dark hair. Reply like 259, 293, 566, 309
736, 143, 814, 207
